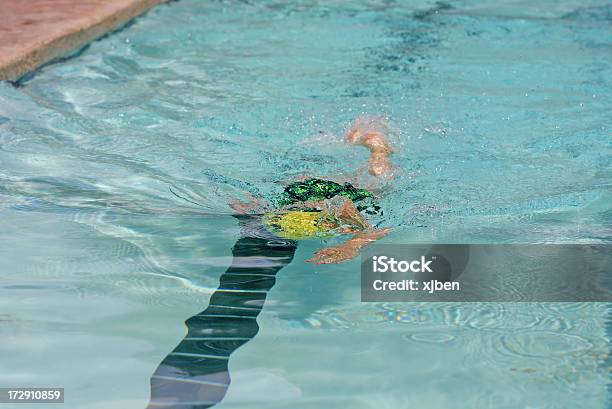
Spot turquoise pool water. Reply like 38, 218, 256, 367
0, 0, 611, 408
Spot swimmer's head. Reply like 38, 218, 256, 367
278, 178, 374, 208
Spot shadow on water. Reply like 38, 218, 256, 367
147, 215, 297, 409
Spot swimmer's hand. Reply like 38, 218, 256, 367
306, 244, 360, 265
306, 228, 391, 264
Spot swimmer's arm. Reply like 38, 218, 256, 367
229, 195, 268, 214
332, 197, 369, 230
306, 227, 391, 265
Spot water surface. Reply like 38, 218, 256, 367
0, 0, 610, 408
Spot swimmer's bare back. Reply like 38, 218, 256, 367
230, 116, 394, 264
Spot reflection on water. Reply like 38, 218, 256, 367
148, 216, 297, 409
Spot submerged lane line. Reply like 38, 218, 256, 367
147, 216, 298, 409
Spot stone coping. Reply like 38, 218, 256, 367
0, 0, 168, 81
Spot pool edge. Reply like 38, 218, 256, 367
0, 0, 170, 82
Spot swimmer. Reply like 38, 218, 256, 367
147, 116, 395, 408
231, 116, 394, 264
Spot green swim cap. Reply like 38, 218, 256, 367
277, 178, 381, 215
278, 178, 372, 207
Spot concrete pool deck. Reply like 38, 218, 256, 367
0, 0, 168, 81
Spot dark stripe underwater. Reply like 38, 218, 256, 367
147, 216, 297, 409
